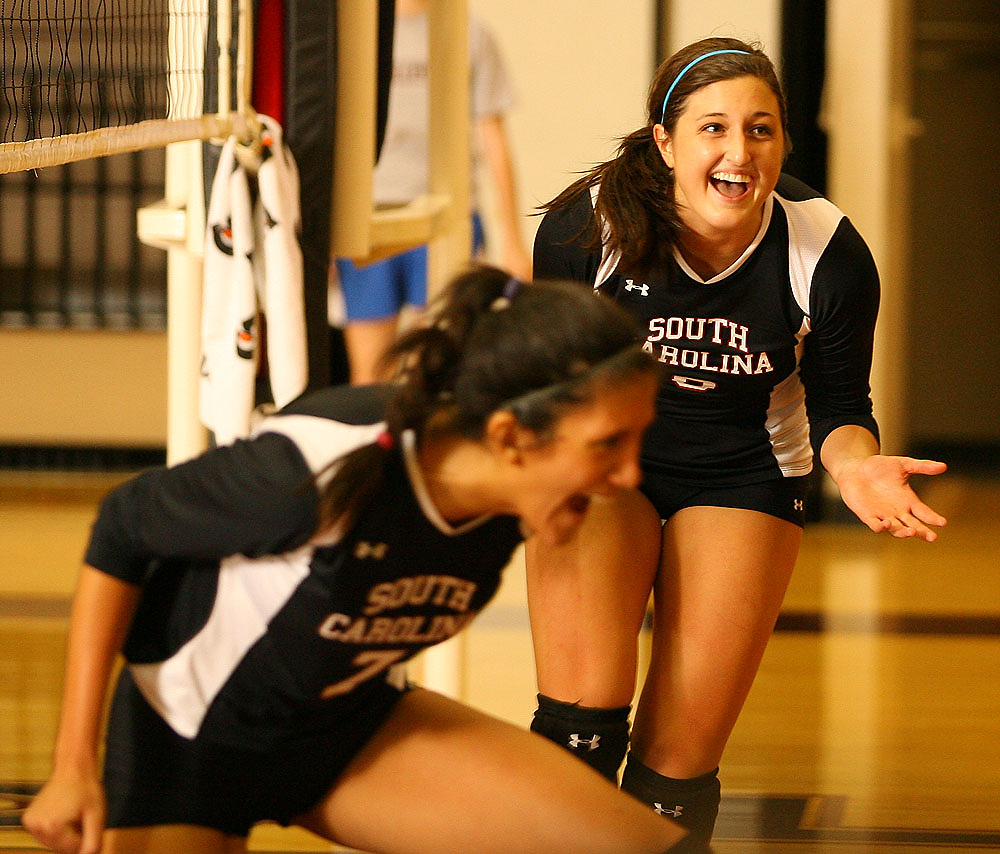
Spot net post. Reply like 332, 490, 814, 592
162, 138, 209, 466
236, 0, 254, 120
162, 0, 211, 465
330, 0, 378, 258
325, 0, 471, 696
420, 635, 467, 701
425, 0, 471, 302
420, 0, 471, 700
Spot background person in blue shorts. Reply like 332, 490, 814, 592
332, 0, 532, 384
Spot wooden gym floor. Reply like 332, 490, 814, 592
1, 468, 998, 852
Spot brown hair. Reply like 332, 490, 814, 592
317, 265, 655, 532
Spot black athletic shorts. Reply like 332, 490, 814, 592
103, 668, 407, 837
640, 474, 811, 527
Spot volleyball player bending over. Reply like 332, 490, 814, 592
25, 267, 707, 854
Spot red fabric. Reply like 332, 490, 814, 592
253, 0, 284, 124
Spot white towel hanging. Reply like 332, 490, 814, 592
200, 116, 307, 446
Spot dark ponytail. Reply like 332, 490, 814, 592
316, 265, 655, 533
541, 127, 681, 275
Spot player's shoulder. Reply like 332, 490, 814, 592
253, 384, 392, 475
772, 173, 859, 254
278, 383, 391, 425
773, 174, 844, 221
774, 173, 826, 203
538, 187, 596, 241
771, 178, 878, 305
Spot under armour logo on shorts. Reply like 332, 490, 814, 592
654, 803, 684, 818
568, 733, 601, 751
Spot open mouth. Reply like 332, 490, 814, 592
544, 493, 593, 544
710, 171, 752, 199
566, 494, 591, 516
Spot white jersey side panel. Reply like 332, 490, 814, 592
130, 546, 314, 739
130, 412, 382, 738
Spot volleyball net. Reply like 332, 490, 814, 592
0, 0, 254, 175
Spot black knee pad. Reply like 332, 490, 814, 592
530, 693, 630, 782
621, 757, 721, 844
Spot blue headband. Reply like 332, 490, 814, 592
659, 49, 751, 125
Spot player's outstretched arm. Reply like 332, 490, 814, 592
821, 425, 948, 542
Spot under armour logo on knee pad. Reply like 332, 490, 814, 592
567, 733, 601, 751
654, 803, 684, 818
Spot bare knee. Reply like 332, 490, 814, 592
527, 489, 661, 705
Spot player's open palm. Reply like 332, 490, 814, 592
836, 454, 947, 541
23, 770, 105, 854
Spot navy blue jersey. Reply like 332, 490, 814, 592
86, 385, 522, 748
533, 174, 880, 486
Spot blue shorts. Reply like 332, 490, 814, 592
639, 475, 811, 527
337, 214, 486, 321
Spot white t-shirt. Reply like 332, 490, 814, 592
371, 12, 516, 209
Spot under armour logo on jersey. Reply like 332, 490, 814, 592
354, 541, 388, 560
671, 375, 717, 392
654, 803, 684, 818
624, 278, 649, 296
794, 499, 804, 511
568, 733, 601, 751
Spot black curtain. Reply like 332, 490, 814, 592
285, 0, 395, 387
283, 0, 338, 388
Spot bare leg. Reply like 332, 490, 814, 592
631, 507, 802, 777
104, 825, 247, 854
342, 316, 400, 384
296, 687, 688, 854
526, 489, 662, 706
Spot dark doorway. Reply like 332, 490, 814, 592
907, 0, 1000, 470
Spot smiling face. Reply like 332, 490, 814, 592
505, 371, 658, 546
655, 75, 785, 248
